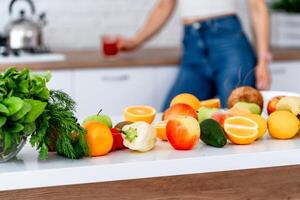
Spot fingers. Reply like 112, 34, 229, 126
255, 67, 271, 91
256, 72, 271, 90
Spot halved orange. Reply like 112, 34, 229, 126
200, 98, 221, 108
170, 93, 201, 110
123, 105, 156, 124
154, 121, 168, 141
224, 116, 258, 145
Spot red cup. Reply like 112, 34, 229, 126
102, 35, 119, 56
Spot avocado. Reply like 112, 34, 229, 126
200, 119, 227, 148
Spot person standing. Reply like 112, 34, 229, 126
117, 0, 271, 109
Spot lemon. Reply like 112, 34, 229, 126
245, 114, 267, 139
268, 111, 299, 139
224, 116, 259, 145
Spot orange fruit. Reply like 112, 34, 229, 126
170, 93, 201, 110
154, 121, 168, 141
85, 122, 113, 157
244, 114, 267, 139
200, 98, 221, 108
224, 116, 258, 145
124, 105, 156, 124
228, 112, 268, 140
268, 111, 299, 140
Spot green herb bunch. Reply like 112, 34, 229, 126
271, 0, 300, 13
0, 67, 89, 160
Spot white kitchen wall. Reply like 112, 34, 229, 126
0, 0, 252, 50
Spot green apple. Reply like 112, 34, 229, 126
233, 102, 262, 115
83, 113, 113, 128
197, 107, 219, 123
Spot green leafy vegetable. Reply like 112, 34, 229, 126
0, 67, 89, 161
23, 123, 36, 136
5, 123, 24, 133
10, 102, 32, 121
4, 132, 11, 151
0, 103, 9, 115
0, 117, 6, 128
3, 97, 24, 116
23, 99, 47, 123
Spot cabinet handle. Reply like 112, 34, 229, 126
271, 68, 287, 75
101, 75, 129, 82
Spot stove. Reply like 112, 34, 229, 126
0, 46, 66, 64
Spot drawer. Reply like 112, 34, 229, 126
154, 66, 179, 111
270, 62, 300, 94
73, 68, 156, 119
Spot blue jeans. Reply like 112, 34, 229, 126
163, 15, 256, 110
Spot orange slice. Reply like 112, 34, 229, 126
123, 105, 156, 124
224, 116, 258, 145
200, 98, 221, 108
154, 121, 168, 141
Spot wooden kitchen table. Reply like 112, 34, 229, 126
1, 136, 300, 200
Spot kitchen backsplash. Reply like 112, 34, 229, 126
0, 0, 251, 50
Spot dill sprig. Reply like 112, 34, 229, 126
34, 90, 89, 160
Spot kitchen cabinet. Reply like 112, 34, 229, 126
73, 67, 156, 118
270, 61, 300, 94
32, 60, 300, 120
34, 70, 73, 96
153, 66, 179, 111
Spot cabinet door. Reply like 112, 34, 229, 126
270, 62, 300, 94
154, 66, 179, 111
33, 70, 73, 96
73, 68, 155, 119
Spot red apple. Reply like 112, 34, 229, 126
163, 103, 198, 121
267, 96, 285, 115
166, 116, 200, 150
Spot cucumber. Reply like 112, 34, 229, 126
200, 119, 227, 148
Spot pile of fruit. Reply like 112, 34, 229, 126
82, 86, 300, 156
5, 68, 299, 161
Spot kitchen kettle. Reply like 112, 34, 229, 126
5, 0, 47, 50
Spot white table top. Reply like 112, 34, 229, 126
1, 91, 300, 191
1, 134, 300, 191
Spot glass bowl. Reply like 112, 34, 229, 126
0, 136, 27, 163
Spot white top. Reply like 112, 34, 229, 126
1, 135, 300, 191
178, 0, 237, 19
0, 91, 299, 192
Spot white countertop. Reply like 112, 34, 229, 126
1, 91, 300, 192
1, 133, 300, 191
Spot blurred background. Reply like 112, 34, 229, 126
0, 0, 299, 118
0, 0, 265, 49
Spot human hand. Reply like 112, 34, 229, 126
255, 62, 271, 90
117, 36, 140, 52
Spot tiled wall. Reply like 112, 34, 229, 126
0, 0, 251, 50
